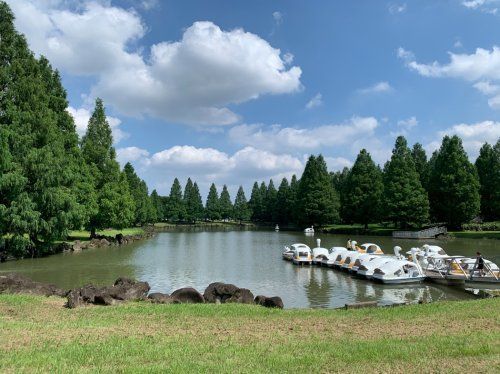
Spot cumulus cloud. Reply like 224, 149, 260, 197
358, 81, 393, 94
117, 145, 304, 195
439, 120, 500, 159
67, 106, 128, 143
325, 157, 353, 171
398, 46, 500, 109
388, 3, 407, 14
228, 117, 379, 153
9, 1, 302, 126
305, 93, 323, 109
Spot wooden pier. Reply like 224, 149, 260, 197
392, 226, 447, 239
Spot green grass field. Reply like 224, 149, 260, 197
0, 295, 498, 373
68, 228, 145, 242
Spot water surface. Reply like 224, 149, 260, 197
1, 230, 498, 308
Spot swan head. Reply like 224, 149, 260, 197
316, 238, 321, 248
393, 246, 402, 256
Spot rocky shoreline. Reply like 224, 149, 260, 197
0, 273, 284, 309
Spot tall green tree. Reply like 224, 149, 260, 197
411, 143, 429, 190
150, 189, 163, 222
219, 185, 233, 220
475, 141, 500, 221
343, 149, 383, 228
249, 182, 263, 221
382, 137, 429, 228
205, 183, 221, 220
332, 167, 351, 223
233, 186, 250, 222
124, 162, 154, 225
428, 135, 480, 228
167, 178, 185, 221
0, 3, 94, 254
264, 179, 278, 222
81, 99, 134, 236
276, 178, 291, 224
289, 175, 300, 224
184, 179, 204, 222
298, 155, 340, 226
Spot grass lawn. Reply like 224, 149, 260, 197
0, 295, 498, 373
322, 224, 396, 236
68, 227, 145, 241
449, 231, 500, 240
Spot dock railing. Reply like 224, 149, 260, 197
392, 226, 447, 239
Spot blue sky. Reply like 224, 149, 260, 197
7, 0, 500, 197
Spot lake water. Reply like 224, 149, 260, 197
1, 229, 498, 308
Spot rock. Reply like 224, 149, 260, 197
0, 273, 66, 297
72, 240, 85, 252
203, 282, 254, 304
115, 233, 124, 245
148, 292, 172, 304
66, 277, 150, 308
254, 295, 284, 309
171, 287, 204, 304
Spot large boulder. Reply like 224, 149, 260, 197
66, 277, 150, 308
254, 295, 284, 309
0, 273, 66, 297
170, 287, 204, 303
203, 282, 254, 304
148, 292, 172, 304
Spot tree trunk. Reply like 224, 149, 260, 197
90, 227, 97, 239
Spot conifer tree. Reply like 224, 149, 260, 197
411, 143, 429, 190
233, 186, 250, 222
264, 180, 278, 222
475, 141, 500, 221
150, 189, 163, 222
183, 178, 195, 222
332, 167, 351, 223
289, 175, 299, 224
249, 182, 263, 221
205, 183, 221, 220
343, 149, 383, 228
298, 155, 340, 226
124, 163, 154, 225
191, 182, 204, 222
383, 137, 429, 228
0, 3, 93, 252
167, 178, 185, 221
81, 99, 135, 236
219, 185, 233, 220
259, 182, 268, 221
428, 136, 480, 228
276, 178, 291, 225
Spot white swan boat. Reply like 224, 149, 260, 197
356, 246, 406, 278
321, 247, 348, 267
282, 243, 310, 261
458, 257, 500, 285
371, 250, 426, 284
311, 239, 330, 265
304, 226, 314, 234
341, 251, 365, 272
291, 244, 312, 265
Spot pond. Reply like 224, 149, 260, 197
1, 229, 498, 308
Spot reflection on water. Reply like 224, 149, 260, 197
0, 229, 495, 308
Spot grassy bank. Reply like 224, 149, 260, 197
0, 296, 498, 372
321, 224, 396, 236
449, 231, 500, 240
67, 227, 145, 242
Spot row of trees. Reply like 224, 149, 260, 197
0, 3, 154, 258
156, 135, 498, 230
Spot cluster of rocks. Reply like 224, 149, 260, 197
0, 274, 284, 309
69, 232, 155, 252
0, 273, 66, 297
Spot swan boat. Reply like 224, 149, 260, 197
282, 243, 310, 261
304, 226, 315, 234
291, 244, 313, 265
371, 249, 426, 284
311, 239, 330, 265
321, 247, 349, 267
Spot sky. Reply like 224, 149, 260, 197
6, 0, 500, 198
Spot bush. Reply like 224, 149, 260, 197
462, 222, 500, 231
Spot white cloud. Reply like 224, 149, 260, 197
358, 81, 393, 94
283, 52, 294, 65
397, 116, 418, 130
228, 116, 379, 153
454, 40, 463, 48
439, 120, 500, 158
272, 11, 283, 25
67, 106, 128, 143
140, 0, 159, 10
462, 0, 487, 8
117, 144, 304, 195
388, 3, 407, 14
399, 46, 500, 109
305, 93, 323, 109
9, 1, 302, 126
116, 147, 150, 165
325, 157, 353, 171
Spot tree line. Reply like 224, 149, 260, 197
0, 3, 155, 258
156, 135, 498, 230
0, 2, 498, 260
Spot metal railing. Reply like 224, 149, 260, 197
392, 226, 447, 239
